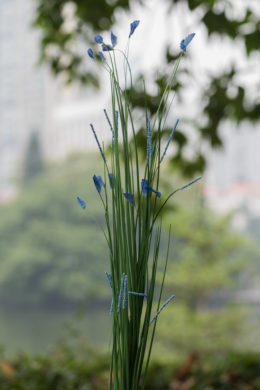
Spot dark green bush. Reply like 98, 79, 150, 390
0, 344, 259, 390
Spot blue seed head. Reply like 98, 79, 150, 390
180, 33, 195, 52
123, 193, 135, 207
129, 20, 140, 38
77, 196, 86, 209
94, 34, 103, 44
111, 31, 117, 47
98, 51, 106, 61
93, 174, 105, 193
102, 43, 113, 51
87, 48, 95, 59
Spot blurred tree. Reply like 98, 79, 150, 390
0, 154, 108, 307
33, 0, 260, 176
155, 204, 254, 359
23, 131, 44, 184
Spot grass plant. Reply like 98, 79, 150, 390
79, 22, 201, 390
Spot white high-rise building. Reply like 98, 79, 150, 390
0, 0, 50, 201
0, 0, 109, 202
205, 122, 260, 228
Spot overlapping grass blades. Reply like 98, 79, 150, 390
86, 23, 200, 390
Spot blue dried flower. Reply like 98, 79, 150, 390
104, 109, 113, 132
105, 272, 113, 289
93, 174, 105, 193
109, 173, 115, 188
111, 31, 117, 47
87, 48, 95, 59
129, 20, 140, 38
160, 119, 179, 163
123, 193, 135, 207
98, 176, 105, 187
179, 176, 202, 190
94, 34, 103, 44
102, 43, 113, 51
180, 33, 195, 52
77, 196, 86, 209
150, 294, 175, 324
104, 109, 114, 145
128, 291, 147, 297
141, 179, 161, 198
98, 51, 106, 61
90, 123, 106, 163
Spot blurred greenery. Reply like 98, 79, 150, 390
0, 151, 259, 385
0, 338, 259, 389
0, 153, 258, 360
153, 204, 256, 359
33, 0, 260, 176
0, 154, 108, 306
0, 154, 254, 309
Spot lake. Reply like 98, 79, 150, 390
0, 305, 111, 357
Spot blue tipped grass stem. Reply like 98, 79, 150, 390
84, 21, 199, 390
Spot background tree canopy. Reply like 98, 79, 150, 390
33, 0, 260, 176
0, 154, 255, 313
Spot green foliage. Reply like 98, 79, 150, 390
154, 204, 252, 358
0, 154, 108, 306
0, 344, 259, 390
146, 351, 260, 389
0, 339, 109, 390
33, 0, 260, 176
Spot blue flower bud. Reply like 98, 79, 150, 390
98, 51, 106, 61
123, 193, 135, 207
94, 34, 103, 44
97, 176, 105, 188
141, 179, 161, 198
77, 196, 86, 209
180, 33, 195, 52
102, 43, 113, 51
105, 272, 113, 289
109, 173, 115, 188
111, 31, 117, 47
129, 20, 140, 38
93, 174, 105, 193
87, 48, 95, 59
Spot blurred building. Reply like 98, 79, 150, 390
0, 0, 109, 202
204, 122, 260, 228
48, 80, 110, 160
0, 0, 49, 201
